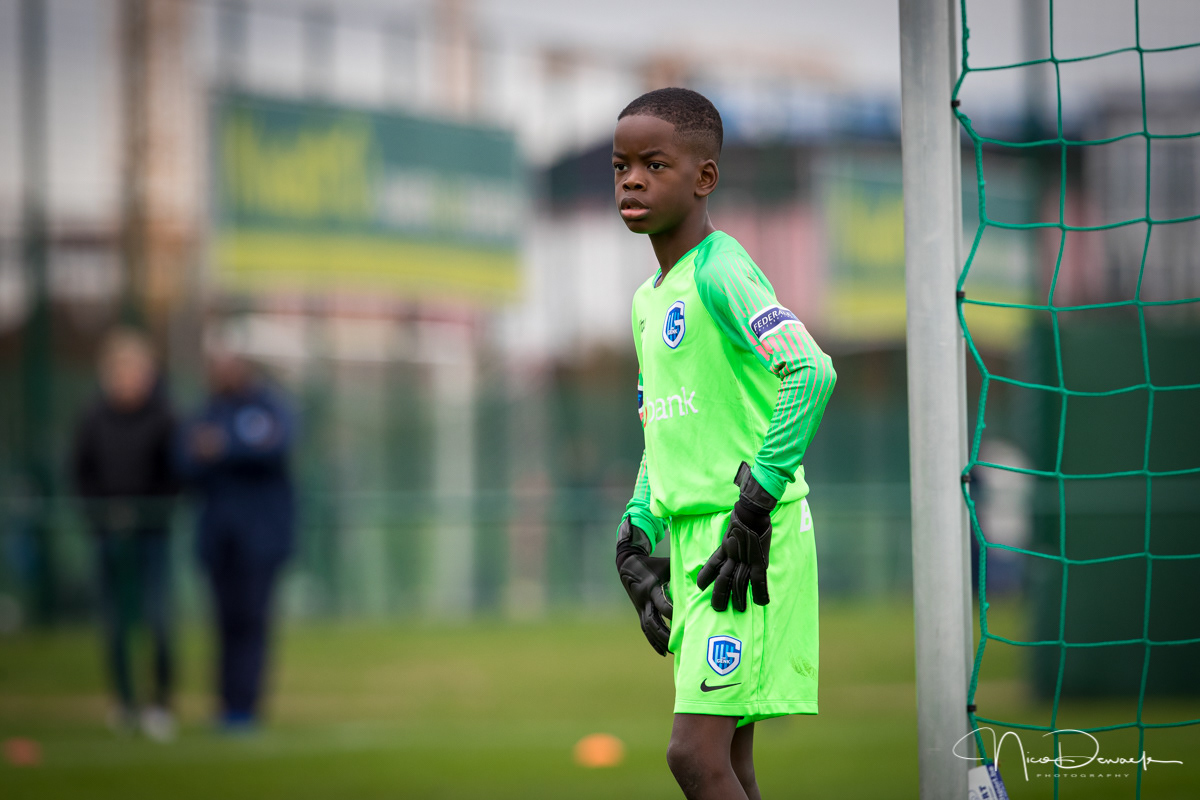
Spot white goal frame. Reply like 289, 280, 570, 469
898, 0, 974, 797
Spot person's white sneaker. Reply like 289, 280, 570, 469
140, 706, 176, 743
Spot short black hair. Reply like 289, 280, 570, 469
618, 88, 723, 161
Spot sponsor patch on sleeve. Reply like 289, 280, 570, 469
749, 305, 800, 340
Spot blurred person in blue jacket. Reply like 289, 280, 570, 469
179, 348, 295, 732
70, 328, 180, 742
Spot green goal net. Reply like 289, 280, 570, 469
953, 0, 1200, 796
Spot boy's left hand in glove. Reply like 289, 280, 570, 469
696, 462, 776, 612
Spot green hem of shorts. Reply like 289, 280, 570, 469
674, 699, 818, 725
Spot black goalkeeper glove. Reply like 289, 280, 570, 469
696, 462, 777, 612
616, 517, 673, 656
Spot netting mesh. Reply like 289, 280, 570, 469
954, 0, 1200, 795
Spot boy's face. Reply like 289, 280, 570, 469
612, 115, 716, 235
100, 345, 155, 411
206, 351, 252, 396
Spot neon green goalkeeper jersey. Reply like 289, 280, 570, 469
624, 231, 836, 547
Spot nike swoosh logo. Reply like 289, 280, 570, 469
700, 679, 741, 693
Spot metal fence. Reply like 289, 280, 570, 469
0, 481, 914, 631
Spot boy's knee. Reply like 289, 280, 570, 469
666, 738, 723, 787
665, 741, 698, 786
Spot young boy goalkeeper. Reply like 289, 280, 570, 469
612, 88, 836, 800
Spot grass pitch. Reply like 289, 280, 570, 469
1, 600, 1197, 798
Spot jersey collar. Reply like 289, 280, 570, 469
653, 230, 724, 289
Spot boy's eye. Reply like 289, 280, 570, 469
649, 162, 665, 170
613, 163, 627, 171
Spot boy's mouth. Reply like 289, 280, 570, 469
620, 199, 650, 220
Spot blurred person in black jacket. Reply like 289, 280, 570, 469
178, 348, 295, 733
70, 328, 180, 742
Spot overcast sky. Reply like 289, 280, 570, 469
258, 0, 1200, 94
2, 0, 1199, 228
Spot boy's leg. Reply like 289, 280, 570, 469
205, 535, 240, 720
667, 713, 748, 800
730, 722, 761, 800
96, 532, 135, 715
137, 532, 174, 709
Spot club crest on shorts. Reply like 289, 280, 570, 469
662, 301, 686, 349
707, 635, 742, 676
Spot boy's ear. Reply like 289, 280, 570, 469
695, 158, 719, 198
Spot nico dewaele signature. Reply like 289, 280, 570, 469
954, 727, 1184, 781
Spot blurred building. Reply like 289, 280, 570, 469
0, 0, 1018, 625
2, 0, 1197, 627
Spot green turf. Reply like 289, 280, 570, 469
0, 600, 1197, 798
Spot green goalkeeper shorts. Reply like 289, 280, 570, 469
667, 497, 818, 726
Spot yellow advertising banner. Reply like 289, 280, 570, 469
212, 93, 523, 303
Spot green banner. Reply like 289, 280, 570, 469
821, 152, 1036, 349
212, 93, 522, 302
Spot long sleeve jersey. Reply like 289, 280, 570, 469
622, 230, 836, 548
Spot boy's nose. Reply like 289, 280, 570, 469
622, 172, 646, 191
